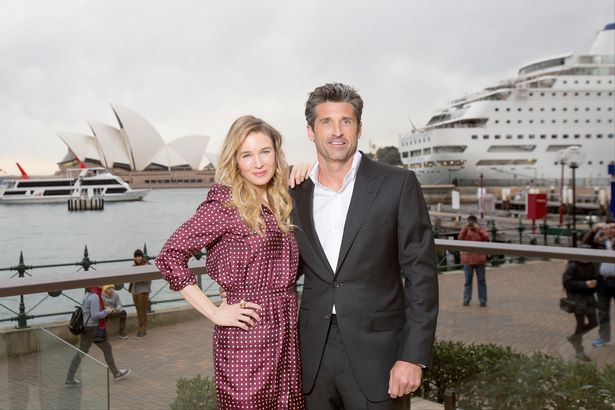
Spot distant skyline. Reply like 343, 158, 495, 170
1, 0, 613, 175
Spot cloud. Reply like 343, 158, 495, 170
0, 0, 612, 174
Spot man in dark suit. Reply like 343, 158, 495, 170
292, 83, 438, 409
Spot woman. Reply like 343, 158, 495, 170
155, 115, 305, 409
562, 244, 599, 362
66, 287, 131, 384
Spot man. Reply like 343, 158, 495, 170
129, 249, 152, 337
458, 215, 490, 307
102, 284, 128, 338
291, 83, 438, 409
592, 222, 615, 348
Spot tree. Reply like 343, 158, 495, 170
375, 146, 402, 166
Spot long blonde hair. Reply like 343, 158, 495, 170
216, 115, 293, 234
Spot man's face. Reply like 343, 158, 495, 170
134, 256, 145, 265
307, 102, 361, 166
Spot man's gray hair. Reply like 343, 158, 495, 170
305, 83, 363, 128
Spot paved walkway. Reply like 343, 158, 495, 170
1, 260, 613, 409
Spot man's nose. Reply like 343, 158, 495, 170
332, 121, 343, 136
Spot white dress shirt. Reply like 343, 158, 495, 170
309, 151, 362, 314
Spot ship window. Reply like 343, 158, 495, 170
574, 107, 578, 111
17, 180, 74, 188
546, 144, 581, 152
494, 135, 501, 139
574, 134, 580, 139
574, 80, 578, 84
529, 93, 533, 96
540, 135, 546, 139
540, 108, 545, 111
563, 135, 569, 139
586, 92, 590, 96
588, 161, 592, 165
402, 152, 408, 158
540, 93, 545, 96
585, 134, 591, 138
552, 135, 557, 139
517, 108, 522, 112
552, 92, 556, 96
506, 108, 510, 112
483, 135, 489, 139
586, 107, 590, 111
609, 134, 614, 139
586, 119, 590, 123
476, 159, 537, 165
563, 92, 567, 96
551, 108, 556, 111
563, 120, 567, 123
42, 190, 72, 196
3, 191, 27, 196
529, 120, 534, 124
529, 134, 535, 139
410, 149, 422, 157
574, 120, 579, 123
517, 135, 523, 139
518, 120, 522, 123
81, 179, 121, 186
552, 120, 556, 123
506, 135, 512, 139
106, 187, 127, 194
432, 146, 467, 153
495, 108, 499, 112
597, 119, 601, 123
471, 135, 478, 139
597, 107, 601, 111
597, 134, 603, 139
506, 120, 511, 124
563, 108, 567, 111
487, 145, 536, 153
495, 120, 499, 124
599, 161, 603, 165
597, 92, 601, 96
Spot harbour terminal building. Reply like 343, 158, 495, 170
56, 103, 217, 188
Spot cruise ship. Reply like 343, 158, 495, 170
399, 23, 615, 185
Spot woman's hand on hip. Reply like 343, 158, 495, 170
212, 299, 262, 330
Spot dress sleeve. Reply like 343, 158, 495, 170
155, 185, 231, 291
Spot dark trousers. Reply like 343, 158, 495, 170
67, 326, 119, 379
597, 281, 615, 341
107, 310, 127, 334
132, 293, 149, 331
305, 316, 408, 410
573, 311, 598, 336
463, 264, 487, 305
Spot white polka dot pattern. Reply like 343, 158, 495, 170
156, 184, 305, 409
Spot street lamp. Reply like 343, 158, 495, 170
558, 147, 585, 247
556, 149, 568, 225
477, 166, 485, 219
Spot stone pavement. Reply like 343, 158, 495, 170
1, 259, 613, 409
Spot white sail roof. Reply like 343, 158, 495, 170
57, 132, 103, 164
166, 135, 211, 170
88, 121, 132, 169
110, 103, 165, 171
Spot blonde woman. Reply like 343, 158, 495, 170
155, 115, 305, 409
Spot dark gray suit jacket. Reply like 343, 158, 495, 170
291, 154, 438, 402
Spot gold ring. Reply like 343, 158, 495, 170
239, 299, 246, 309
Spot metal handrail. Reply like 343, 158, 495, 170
2, 241, 614, 299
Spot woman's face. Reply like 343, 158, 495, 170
236, 131, 276, 193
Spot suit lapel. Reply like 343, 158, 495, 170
335, 156, 383, 274
293, 180, 335, 276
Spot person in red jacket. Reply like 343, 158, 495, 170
458, 215, 490, 306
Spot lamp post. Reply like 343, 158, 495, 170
477, 166, 485, 220
559, 147, 585, 248
556, 150, 568, 225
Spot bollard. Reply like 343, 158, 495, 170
81, 245, 92, 271
542, 218, 549, 246
517, 219, 526, 264
16, 252, 29, 328
444, 389, 457, 410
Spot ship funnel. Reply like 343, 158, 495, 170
589, 23, 615, 55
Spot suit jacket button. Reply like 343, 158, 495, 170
333, 282, 341, 288
325, 313, 331, 320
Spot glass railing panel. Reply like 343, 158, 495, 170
39, 328, 109, 410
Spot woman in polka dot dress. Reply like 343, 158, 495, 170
156, 115, 305, 409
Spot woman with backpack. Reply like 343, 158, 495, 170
65, 286, 131, 385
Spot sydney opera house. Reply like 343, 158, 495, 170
56, 103, 217, 188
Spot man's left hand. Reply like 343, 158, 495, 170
388, 360, 422, 398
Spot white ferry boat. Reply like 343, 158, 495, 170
399, 23, 615, 185
0, 167, 149, 204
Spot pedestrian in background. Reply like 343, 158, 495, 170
563, 245, 599, 361
130, 249, 151, 338
592, 222, 615, 348
102, 284, 128, 339
459, 215, 490, 307
66, 287, 131, 385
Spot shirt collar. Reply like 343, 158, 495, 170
309, 151, 362, 192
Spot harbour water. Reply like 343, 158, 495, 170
0, 189, 211, 328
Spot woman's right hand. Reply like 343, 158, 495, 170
211, 299, 262, 330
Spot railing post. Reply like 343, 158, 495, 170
81, 245, 92, 271
489, 220, 498, 242
143, 243, 154, 313
16, 252, 29, 329
444, 388, 456, 410
517, 219, 526, 264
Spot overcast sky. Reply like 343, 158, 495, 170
0, 0, 612, 175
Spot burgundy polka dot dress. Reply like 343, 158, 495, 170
156, 184, 305, 410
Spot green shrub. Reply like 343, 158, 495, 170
422, 340, 615, 409
170, 374, 217, 410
